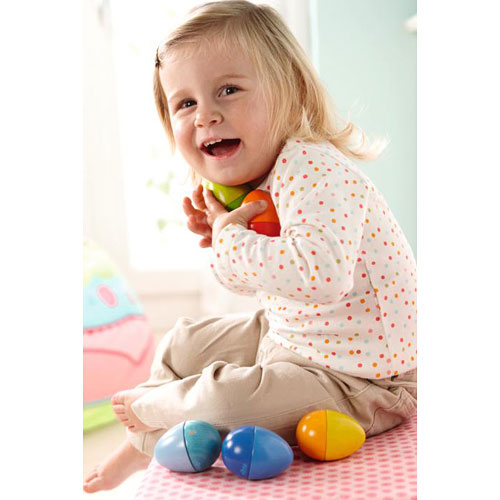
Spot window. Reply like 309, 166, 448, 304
109, 0, 206, 272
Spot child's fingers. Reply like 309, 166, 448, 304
203, 188, 227, 216
182, 196, 195, 216
183, 196, 200, 216
183, 197, 209, 224
187, 214, 212, 237
192, 185, 208, 212
230, 200, 268, 224
199, 237, 212, 248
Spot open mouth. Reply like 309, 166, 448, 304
201, 138, 241, 158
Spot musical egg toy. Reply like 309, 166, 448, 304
203, 181, 281, 237
154, 420, 222, 473
203, 180, 253, 211
296, 409, 366, 461
222, 425, 293, 480
241, 190, 281, 236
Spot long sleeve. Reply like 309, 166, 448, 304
209, 258, 256, 296
211, 141, 370, 304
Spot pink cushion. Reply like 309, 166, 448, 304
83, 316, 155, 403
135, 414, 417, 500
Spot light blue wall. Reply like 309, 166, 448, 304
311, 0, 417, 254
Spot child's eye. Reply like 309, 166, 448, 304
180, 99, 196, 109
220, 86, 239, 97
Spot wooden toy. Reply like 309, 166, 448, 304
154, 420, 222, 472
296, 409, 366, 461
222, 425, 293, 480
241, 190, 280, 236
203, 180, 281, 236
202, 180, 252, 211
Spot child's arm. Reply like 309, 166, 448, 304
209, 147, 370, 304
202, 188, 269, 296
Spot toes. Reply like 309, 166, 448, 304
112, 404, 126, 415
83, 480, 94, 493
116, 414, 131, 426
84, 469, 98, 483
83, 472, 104, 493
111, 392, 126, 405
83, 477, 104, 493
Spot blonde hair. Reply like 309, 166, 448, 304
154, 0, 386, 172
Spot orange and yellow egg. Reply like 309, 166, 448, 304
296, 409, 366, 461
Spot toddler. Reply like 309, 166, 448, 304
84, 0, 417, 493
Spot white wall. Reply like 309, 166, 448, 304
312, 0, 417, 254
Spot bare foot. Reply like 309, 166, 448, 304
111, 388, 158, 433
83, 439, 150, 493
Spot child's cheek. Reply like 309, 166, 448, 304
244, 96, 269, 132
172, 119, 188, 149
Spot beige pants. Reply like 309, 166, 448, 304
128, 310, 417, 456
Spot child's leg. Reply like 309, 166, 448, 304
136, 309, 268, 388
85, 310, 268, 493
129, 336, 417, 457
111, 310, 269, 431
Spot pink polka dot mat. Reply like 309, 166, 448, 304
135, 414, 416, 500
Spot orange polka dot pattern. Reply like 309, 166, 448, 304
211, 139, 417, 379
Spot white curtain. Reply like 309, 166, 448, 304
83, 0, 129, 271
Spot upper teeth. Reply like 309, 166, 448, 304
204, 139, 223, 147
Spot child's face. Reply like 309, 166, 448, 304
160, 44, 281, 186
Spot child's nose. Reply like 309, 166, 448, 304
194, 109, 222, 128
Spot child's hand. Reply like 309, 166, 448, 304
202, 188, 268, 243
182, 185, 213, 248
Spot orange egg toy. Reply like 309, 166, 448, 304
242, 190, 281, 237
296, 409, 366, 461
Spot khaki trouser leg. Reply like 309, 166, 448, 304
128, 310, 269, 454
136, 310, 269, 388
128, 311, 417, 457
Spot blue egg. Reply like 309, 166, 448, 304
222, 426, 293, 480
154, 420, 221, 473
221, 426, 254, 478
183, 421, 221, 471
